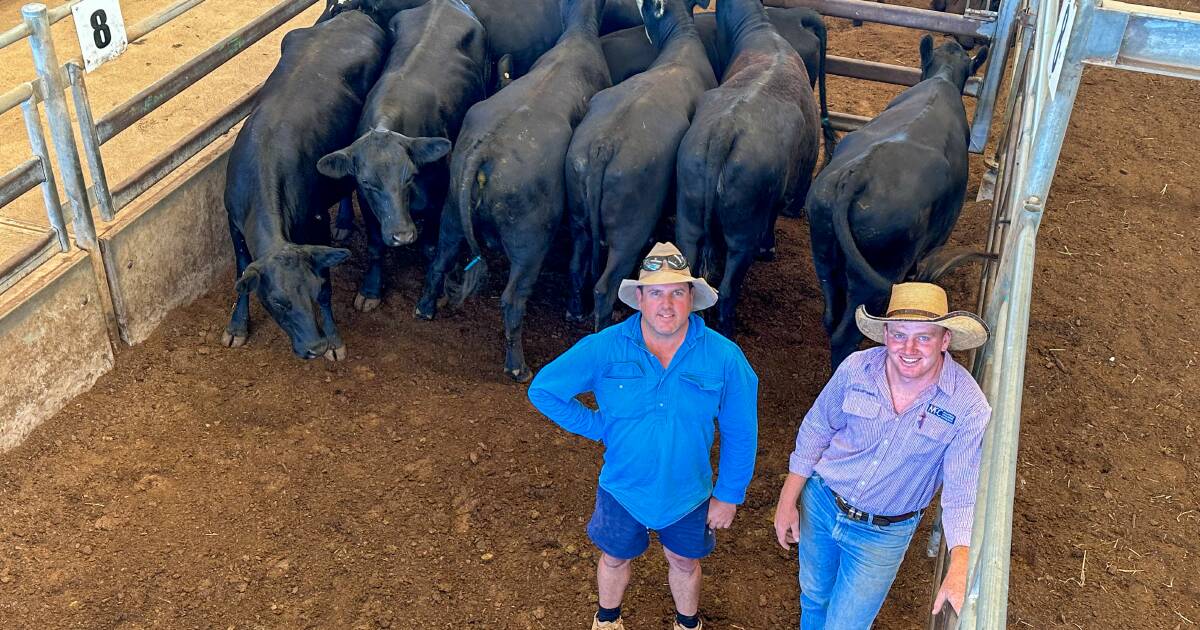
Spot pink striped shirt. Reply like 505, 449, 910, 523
788, 347, 991, 548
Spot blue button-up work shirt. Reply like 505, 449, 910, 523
528, 313, 759, 529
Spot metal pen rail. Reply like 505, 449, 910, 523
0, 0, 316, 294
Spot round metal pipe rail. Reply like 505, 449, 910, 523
0, 82, 34, 115
0, 158, 42, 208
112, 85, 258, 211
772, 0, 996, 39
125, 0, 207, 43
0, 0, 76, 50
95, 0, 317, 144
826, 55, 984, 97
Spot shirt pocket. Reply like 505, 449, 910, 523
841, 390, 882, 419
680, 372, 724, 419
597, 361, 650, 419
917, 417, 956, 444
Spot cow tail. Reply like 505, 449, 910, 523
699, 128, 734, 278
585, 141, 614, 283
449, 152, 489, 306
830, 170, 891, 294
806, 11, 837, 165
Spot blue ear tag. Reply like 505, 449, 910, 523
465, 255, 482, 271
926, 403, 956, 425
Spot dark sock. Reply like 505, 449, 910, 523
597, 605, 621, 622
676, 611, 700, 628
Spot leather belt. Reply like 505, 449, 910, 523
831, 491, 920, 527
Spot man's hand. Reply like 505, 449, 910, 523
932, 545, 969, 614
707, 498, 737, 529
773, 500, 800, 549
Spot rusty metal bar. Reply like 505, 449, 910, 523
95, 0, 317, 144
112, 85, 258, 210
0, 228, 58, 293
827, 55, 983, 97
0, 158, 43, 208
125, 0, 207, 43
828, 110, 872, 132
774, 0, 996, 39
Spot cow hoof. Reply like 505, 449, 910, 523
756, 247, 777, 262
505, 366, 533, 383
332, 227, 353, 242
414, 306, 435, 321
564, 311, 587, 324
354, 294, 381, 313
324, 345, 348, 361
221, 331, 247, 348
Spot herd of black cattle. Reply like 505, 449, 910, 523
219, 0, 989, 381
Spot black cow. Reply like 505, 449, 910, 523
807, 35, 988, 369
601, 6, 835, 161
416, 0, 612, 382
565, 0, 717, 331
674, 0, 821, 337
361, 0, 639, 81
318, 0, 486, 313
222, 11, 386, 360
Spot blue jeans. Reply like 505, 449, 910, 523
798, 476, 920, 630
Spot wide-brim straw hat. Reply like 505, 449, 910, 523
855, 282, 989, 351
618, 242, 718, 311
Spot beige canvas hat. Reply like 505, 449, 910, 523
855, 282, 989, 350
618, 242, 719, 311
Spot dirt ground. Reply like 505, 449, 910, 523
2, 0, 1198, 628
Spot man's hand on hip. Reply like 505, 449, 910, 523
707, 498, 737, 529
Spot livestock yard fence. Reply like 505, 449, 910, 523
0, 0, 1197, 627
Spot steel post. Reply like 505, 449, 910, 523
969, 0, 1024, 152
65, 63, 116, 222
22, 2, 97, 250
20, 99, 69, 251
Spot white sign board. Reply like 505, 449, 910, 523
1046, 0, 1077, 98
71, 0, 128, 73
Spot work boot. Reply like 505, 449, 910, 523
591, 614, 625, 629
672, 619, 703, 630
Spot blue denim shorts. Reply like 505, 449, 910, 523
586, 487, 716, 560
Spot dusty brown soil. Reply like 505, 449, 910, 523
2, 0, 1199, 628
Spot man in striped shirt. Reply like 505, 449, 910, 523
773, 282, 992, 629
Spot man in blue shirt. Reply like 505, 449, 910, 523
528, 242, 759, 630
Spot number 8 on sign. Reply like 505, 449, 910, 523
71, 0, 128, 72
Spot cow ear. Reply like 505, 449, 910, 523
317, 150, 353, 179
309, 246, 352, 270
409, 137, 452, 165
971, 46, 990, 75
919, 34, 934, 68
235, 266, 261, 295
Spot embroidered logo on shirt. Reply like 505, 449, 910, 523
926, 403, 956, 425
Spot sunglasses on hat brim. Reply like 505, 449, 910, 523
641, 253, 688, 272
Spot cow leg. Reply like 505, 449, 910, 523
757, 207, 780, 262
355, 207, 385, 313
319, 267, 347, 361
333, 195, 356, 242
593, 243, 638, 332
565, 209, 591, 325
415, 203, 463, 320
715, 245, 756, 339
222, 222, 253, 348
501, 240, 551, 383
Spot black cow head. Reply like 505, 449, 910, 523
236, 245, 351, 359
640, 0, 711, 48
318, 129, 451, 247
918, 34, 989, 93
